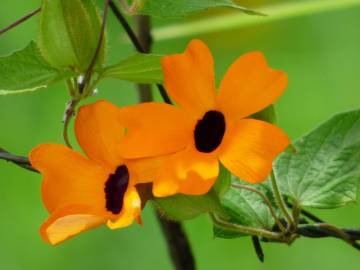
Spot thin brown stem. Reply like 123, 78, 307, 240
0, 147, 37, 172
251, 236, 264, 263
134, 13, 195, 270
286, 200, 325, 223
62, 99, 79, 148
317, 223, 360, 251
108, 0, 172, 104
63, 1, 109, 147
135, 15, 153, 102
156, 214, 196, 270
211, 214, 283, 241
118, 0, 130, 12
270, 171, 294, 228
231, 183, 286, 233
0, 7, 41, 36
79, 0, 109, 94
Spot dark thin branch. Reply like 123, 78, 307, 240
108, 1, 172, 104
286, 200, 325, 223
0, 148, 37, 173
298, 224, 360, 251
135, 15, 153, 102
0, 7, 41, 36
156, 215, 196, 270
251, 236, 264, 263
79, 0, 110, 93
63, 0, 109, 147
133, 12, 196, 270
110, 1, 143, 52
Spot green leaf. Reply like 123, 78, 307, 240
136, 0, 262, 18
0, 42, 75, 95
101, 54, 163, 84
213, 164, 231, 198
275, 109, 360, 209
251, 104, 277, 124
153, 0, 360, 41
153, 189, 223, 221
39, 0, 105, 72
214, 177, 278, 239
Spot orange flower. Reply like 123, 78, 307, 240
29, 101, 161, 245
118, 39, 290, 197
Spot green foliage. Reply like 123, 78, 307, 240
152, 0, 360, 41
252, 104, 277, 124
136, 0, 262, 18
101, 54, 163, 84
38, 0, 105, 72
214, 177, 278, 238
0, 42, 75, 95
153, 189, 223, 221
275, 109, 360, 208
213, 164, 231, 198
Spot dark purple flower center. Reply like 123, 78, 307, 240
194, 110, 226, 153
104, 165, 129, 214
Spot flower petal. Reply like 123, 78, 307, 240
118, 102, 194, 158
126, 156, 166, 184
162, 39, 217, 117
107, 186, 141, 229
153, 147, 219, 197
217, 52, 288, 120
29, 144, 108, 213
40, 205, 106, 245
219, 119, 290, 183
75, 100, 125, 169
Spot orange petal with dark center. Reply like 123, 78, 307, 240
118, 102, 194, 159
40, 205, 106, 245
29, 144, 108, 213
153, 147, 219, 197
217, 52, 288, 121
75, 100, 125, 170
162, 39, 217, 117
219, 119, 290, 183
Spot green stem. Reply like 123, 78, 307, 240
153, 0, 360, 41
231, 183, 286, 233
316, 224, 360, 251
270, 171, 293, 228
211, 214, 283, 241
292, 201, 301, 229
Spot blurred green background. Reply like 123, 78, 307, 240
1, 0, 360, 269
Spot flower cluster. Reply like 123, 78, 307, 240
29, 40, 290, 245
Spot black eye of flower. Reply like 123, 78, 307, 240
194, 110, 226, 153
104, 165, 129, 214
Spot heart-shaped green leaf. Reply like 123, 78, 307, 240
135, 0, 263, 18
0, 42, 75, 95
275, 109, 360, 208
101, 53, 163, 84
153, 189, 223, 221
214, 177, 279, 239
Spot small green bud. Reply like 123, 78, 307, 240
251, 104, 278, 124
38, 0, 106, 72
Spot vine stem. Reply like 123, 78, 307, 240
79, 0, 109, 94
108, 0, 172, 104
62, 0, 109, 148
211, 214, 283, 241
316, 223, 360, 251
270, 171, 293, 228
0, 7, 41, 36
231, 183, 286, 233
108, 3, 195, 269
0, 148, 37, 172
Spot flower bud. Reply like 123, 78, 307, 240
38, 0, 106, 72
